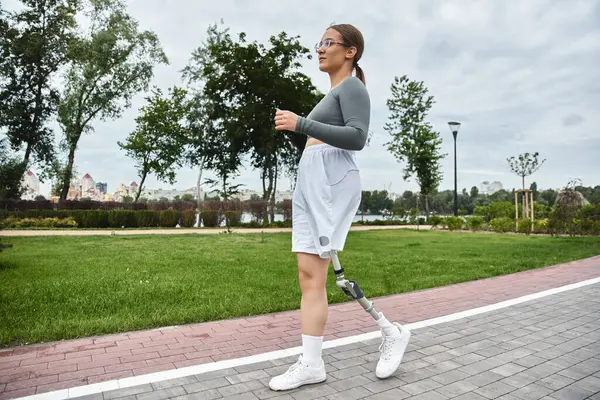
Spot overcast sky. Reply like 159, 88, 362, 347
8, 0, 600, 197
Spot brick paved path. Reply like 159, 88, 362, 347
0, 256, 599, 399
87, 282, 600, 400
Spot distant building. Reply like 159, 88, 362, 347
479, 181, 503, 195
22, 171, 40, 200
96, 182, 108, 193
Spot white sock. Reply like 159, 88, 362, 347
376, 313, 401, 337
301, 334, 323, 367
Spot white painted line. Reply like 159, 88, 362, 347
18, 276, 600, 400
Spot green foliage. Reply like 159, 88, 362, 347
118, 86, 192, 202
507, 152, 546, 189
446, 216, 464, 231
135, 210, 160, 228
180, 210, 196, 228
467, 216, 485, 231
0, 0, 79, 177
2, 216, 78, 228
517, 218, 532, 234
56, 0, 168, 200
427, 215, 443, 228
182, 22, 323, 216
108, 210, 137, 228
159, 210, 179, 228
535, 219, 549, 233
360, 190, 394, 215
201, 211, 220, 228
0, 138, 27, 199
224, 211, 242, 227
383, 75, 446, 213
490, 217, 514, 233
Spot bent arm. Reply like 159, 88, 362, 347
294, 78, 370, 151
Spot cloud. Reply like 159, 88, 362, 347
4, 0, 599, 197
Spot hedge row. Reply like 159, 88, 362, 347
0, 198, 292, 214
431, 203, 600, 236
0, 208, 294, 229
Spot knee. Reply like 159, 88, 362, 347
297, 254, 328, 293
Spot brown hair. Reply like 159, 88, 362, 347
329, 23, 366, 85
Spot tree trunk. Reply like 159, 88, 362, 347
270, 162, 278, 223
195, 157, 205, 227
135, 169, 148, 203
23, 143, 33, 167
522, 175, 527, 219
59, 146, 77, 201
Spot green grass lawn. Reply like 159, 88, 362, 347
1, 229, 599, 347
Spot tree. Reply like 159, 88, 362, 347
56, 0, 168, 201
384, 75, 446, 215
182, 22, 323, 222
118, 86, 191, 202
470, 186, 479, 198
507, 152, 546, 218
0, 0, 79, 181
0, 138, 27, 199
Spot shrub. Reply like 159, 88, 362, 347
201, 211, 220, 227
488, 201, 515, 220
282, 200, 293, 221
246, 200, 268, 224
490, 217, 514, 233
473, 205, 490, 222
2, 217, 78, 228
135, 210, 160, 228
467, 216, 485, 231
159, 210, 180, 227
534, 218, 549, 233
428, 215, 443, 228
446, 216, 464, 231
224, 211, 242, 227
108, 210, 137, 228
180, 210, 197, 228
517, 218, 532, 234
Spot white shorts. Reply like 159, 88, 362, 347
291, 143, 362, 258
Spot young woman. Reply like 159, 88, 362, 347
271, 23, 410, 391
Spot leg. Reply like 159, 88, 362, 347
328, 171, 411, 379
270, 161, 328, 391
330, 249, 411, 379
268, 252, 329, 391
298, 252, 330, 337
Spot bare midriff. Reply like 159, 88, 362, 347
306, 138, 325, 147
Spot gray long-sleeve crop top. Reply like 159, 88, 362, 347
294, 76, 370, 151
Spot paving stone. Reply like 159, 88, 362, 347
506, 383, 553, 400
363, 388, 411, 399
474, 380, 517, 399
490, 363, 527, 377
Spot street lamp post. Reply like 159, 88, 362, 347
448, 121, 461, 217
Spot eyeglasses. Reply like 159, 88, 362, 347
314, 39, 350, 52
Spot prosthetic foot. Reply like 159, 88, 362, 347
330, 250, 411, 379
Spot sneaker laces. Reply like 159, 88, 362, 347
282, 357, 304, 377
379, 331, 397, 361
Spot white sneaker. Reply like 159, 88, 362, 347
269, 356, 326, 391
376, 322, 411, 379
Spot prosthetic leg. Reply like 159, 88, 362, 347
330, 249, 411, 379
330, 250, 380, 320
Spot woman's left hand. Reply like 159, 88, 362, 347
274, 109, 298, 132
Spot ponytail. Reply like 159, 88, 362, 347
354, 62, 366, 85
